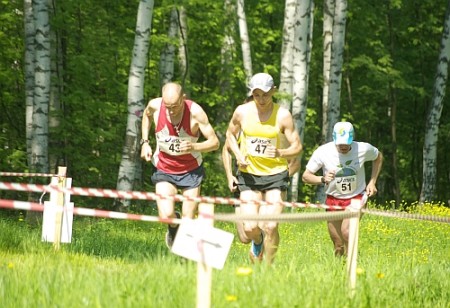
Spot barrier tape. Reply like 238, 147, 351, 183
0, 181, 346, 210
214, 211, 359, 223
0, 172, 57, 177
0, 198, 357, 223
2, 181, 447, 224
362, 208, 450, 224
1, 198, 448, 224
0, 199, 182, 225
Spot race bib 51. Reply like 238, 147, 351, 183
335, 175, 357, 194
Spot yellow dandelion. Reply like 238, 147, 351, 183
7, 262, 14, 269
226, 295, 238, 302
236, 267, 253, 276
376, 272, 385, 279
356, 267, 364, 275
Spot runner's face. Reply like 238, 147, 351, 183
252, 89, 273, 106
164, 96, 184, 116
336, 144, 351, 154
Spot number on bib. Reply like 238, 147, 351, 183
246, 137, 276, 157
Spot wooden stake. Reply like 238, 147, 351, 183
53, 166, 67, 250
196, 203, 214, 308
347, 199, 361, 297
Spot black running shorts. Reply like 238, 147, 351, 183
237, 170, 289, 192
151, 165, 205, 190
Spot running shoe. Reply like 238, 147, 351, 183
249, 232, 264, 263
165, 211, 181, 249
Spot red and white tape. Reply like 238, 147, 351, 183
0, 181, 345, 210
0, 172, 57, 177
0, 199, 183, 224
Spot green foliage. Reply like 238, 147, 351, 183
0, 0, 449, 208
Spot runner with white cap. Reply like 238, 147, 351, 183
302, 121, 383, 256
226, 73, 302, 264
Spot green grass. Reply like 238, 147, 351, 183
0, 204, 449, 308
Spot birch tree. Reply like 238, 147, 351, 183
278, 0, 298, 111
218, 0, 237, 125
326, 0, 347, 140
31, 0, 50, 174
237, 0, 252, 83
115, 0, 154, 209
24, 0, 35, 169
420, 0, 450, 202
160, 7, 179, 86
290, 0, 313, 202
178, 6, 188, 86
322, 0, 335, 142
48, 0, 65, 172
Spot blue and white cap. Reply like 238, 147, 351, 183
333, 122, 354, 145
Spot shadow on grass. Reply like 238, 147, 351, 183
0, 215, 179, 263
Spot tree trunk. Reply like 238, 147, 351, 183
31, 0, 51, 174
178, 6, 189, 87
217, 0, 237, 127
290, 0, 313, 203
387, 9, 401, 207
49, 0, 65, 174
278, 0, 297, 111
321, 0, 335, 143
318, 0, 346, 204
115, 0, 154, 210
27, 0, 51, 224
160, 7, 178, 86
237, 0, 252, 83
24, 0, 35, 169
326, 0, 347, 139
420, 0, 450, 202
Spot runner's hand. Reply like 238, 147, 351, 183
141, 144, 152, 162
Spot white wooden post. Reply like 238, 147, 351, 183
347, 198, 362, 296
53, 166, 67, 250
196, 203, 214, 308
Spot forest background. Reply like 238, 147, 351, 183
0, 0, 449, 212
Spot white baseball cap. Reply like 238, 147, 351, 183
333, 122, 354, 145
248, 73, 274, 93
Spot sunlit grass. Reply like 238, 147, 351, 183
0, 202, 449, 307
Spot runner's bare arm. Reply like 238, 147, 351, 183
277, 109, 302, 159
140, 99, 159, 161
226, 106, 248, 167
222, 140, 238, 192
366, 151, 383, 197
190, 103, 220, 153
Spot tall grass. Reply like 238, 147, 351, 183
0, 204, 449, 307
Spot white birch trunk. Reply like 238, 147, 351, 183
290, 0, 313, 202
326, 0, 347, 140
31, 0, 50, 173
279, 0, 298, 111
218, 0, 237, 125
48, 0, 64, 173
24, 0, 35, 168
115, 0, 154, 209
322, 0, 335, 141
316, 0, 339, 203
160, 7, 179, 85
237, 0, 252, 83
420, 0, 450, 202
178, 6, 189, 85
